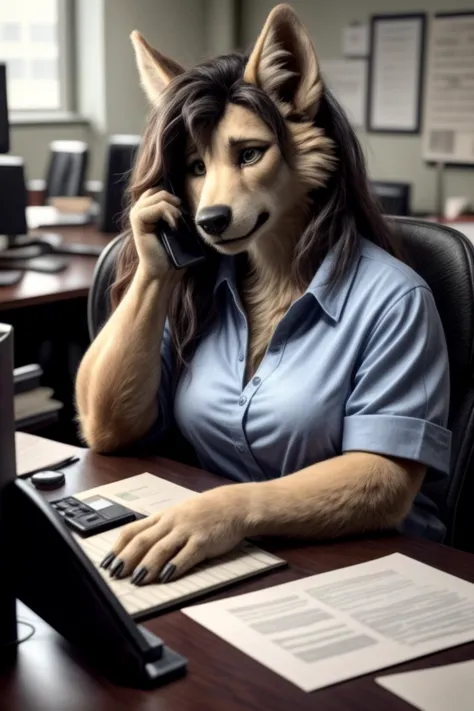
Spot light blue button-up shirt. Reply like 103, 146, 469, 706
145, 238, 451, 541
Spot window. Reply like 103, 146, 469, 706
0, 0, 73, 113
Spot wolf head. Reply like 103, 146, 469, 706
130, 4, 336, 256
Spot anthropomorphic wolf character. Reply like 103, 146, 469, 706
76, 5, 451, 586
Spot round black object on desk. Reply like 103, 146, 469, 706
30, 471, 65, 490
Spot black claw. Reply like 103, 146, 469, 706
100, 552, 116, 570
109, 559, 124, 579
158, 563, 176, 584
131, 567, 148, 586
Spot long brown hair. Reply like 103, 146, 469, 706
111, 52, 400, 368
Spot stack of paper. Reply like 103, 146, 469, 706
377, 660, 474, 711
14, 387, 63, 426
15, 431, 82, 477
183, 553, 474, 692
73, 473, 286, 620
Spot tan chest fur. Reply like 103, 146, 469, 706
241, 276, 299, 382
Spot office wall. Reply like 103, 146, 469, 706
11, 0, 207, 182
204, 0, 238, 55
241, 0, 474, 213
103, 0, 207, 137
10, 123, 89, 183
89, 0, 208, 178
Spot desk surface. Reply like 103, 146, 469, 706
3, 453, 474, 711
0, 225, 113, 311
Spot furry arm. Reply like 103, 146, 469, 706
243, 452, 425, 538
75, 265, 176, 453
105, 451, 425, 584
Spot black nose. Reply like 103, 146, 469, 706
196, 205, 232, 236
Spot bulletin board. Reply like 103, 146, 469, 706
366, 13, 427, 134
422, 12, 474, 165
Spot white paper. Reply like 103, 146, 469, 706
75, 471, 196, 515
75, 474, 285, 619
423, 14, 474, 163
370, 17, 424, 131
15, 431, 82, 477
184, 553, 474, 692
322, 59, 367, 127
26, 205, 91, 229
444, 197, 471, 221
14, 387, 63, 424
377, 660, 474, 711
343, 24, 369, 57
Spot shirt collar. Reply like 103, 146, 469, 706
214, 239, 361, 323
214, 255, 236, 295
306, 239, 361, 322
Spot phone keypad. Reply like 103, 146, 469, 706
49, 495, 142, 538
51, 498, 92, 520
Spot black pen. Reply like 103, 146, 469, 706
23, 455, 80, 478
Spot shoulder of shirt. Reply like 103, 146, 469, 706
358, 237, 431, 295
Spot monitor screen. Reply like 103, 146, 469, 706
0, 156, 28, 236
0, 65, 10, 154
0, 324, 17, 655
0, 324, 15, 492
98, 135, 140, 233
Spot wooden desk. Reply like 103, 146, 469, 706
2, 453, 474, 711
0, 225, 113, 311
0, 225, 114, 443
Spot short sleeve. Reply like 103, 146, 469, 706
342, 286, 451, 473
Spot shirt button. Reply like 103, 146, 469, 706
238, 352, 244, 362
239, 396, 247, 406
236, 443, 245, 453
252, 376, 261, 386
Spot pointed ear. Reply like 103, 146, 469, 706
130, 31, 184, 104
243, 4, 322, 119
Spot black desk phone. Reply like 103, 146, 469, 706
155, 182, 206, 269
50, 495, 144, 537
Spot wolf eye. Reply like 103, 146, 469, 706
240, 147, 266, 166
188, 159, 206, 177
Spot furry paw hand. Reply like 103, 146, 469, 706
130, 187, 182, 278
100, 486, 251, 585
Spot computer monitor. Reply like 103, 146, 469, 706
0, 64, 10, 154
0, 324, 17, 664
0, 322, 186, 686
0, 156, 28, 239
371, 181, 411, 217
98, 135, 141, 233
45, 140, 89, 200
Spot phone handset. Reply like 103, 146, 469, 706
155, 180, 206, 269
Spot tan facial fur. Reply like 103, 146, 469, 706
184, 104, 305, 255
131, 5, 337, 377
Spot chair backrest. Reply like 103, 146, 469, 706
88, 232, 198, 466
45, 140, 89, 200
97, 135, 141, 234
390, 218, 474, 551
371, 181, 411, 216
87, 233, 124, 339
87, 218, 474, 552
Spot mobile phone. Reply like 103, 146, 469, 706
155, 182, 206, 269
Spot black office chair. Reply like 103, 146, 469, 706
87, 234, 198, 466
371, 181, 411, 216
87, 219, 474, 553
97, 135, 141, 234
45, 140, 89, 201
